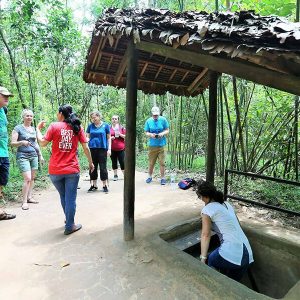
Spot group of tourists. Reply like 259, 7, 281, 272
86, 111, 126, 193
0, 85, 126, 235
1, 85, 253, 282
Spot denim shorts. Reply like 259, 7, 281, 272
17, 156, 38, 173
0, 157, 9, 186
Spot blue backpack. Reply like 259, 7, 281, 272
178, 178, 196, 190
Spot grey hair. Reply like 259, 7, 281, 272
21, 109, 34, 119
90, 111, 102, 118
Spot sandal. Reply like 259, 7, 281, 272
22, 203, 29, 210
27, 198, 39, 204
0, 212, 16, 220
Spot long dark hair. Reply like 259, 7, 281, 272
59, 104, 81, 134
195, 180, 225, 204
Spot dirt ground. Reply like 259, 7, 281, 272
0, 170, 298, 300
0, 171, 202, 300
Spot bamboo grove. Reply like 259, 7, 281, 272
0, 0, 299, 183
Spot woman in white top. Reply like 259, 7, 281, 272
196, 180, 254, 281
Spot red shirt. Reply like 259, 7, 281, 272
44, 122, 87, 175
110, 125, 126, 151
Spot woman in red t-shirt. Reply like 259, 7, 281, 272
110, 115, 126, 181
36, 104, 94, 235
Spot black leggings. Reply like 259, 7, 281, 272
90, 148, 108, 181
111, 150, 125, 170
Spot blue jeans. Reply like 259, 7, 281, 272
49, 173, 80, 231
208, 244, 250, 281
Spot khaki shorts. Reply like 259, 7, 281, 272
148, 146, 165, 168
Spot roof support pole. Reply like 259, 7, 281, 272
124, 40, 138, 241
206, 72, 218, 184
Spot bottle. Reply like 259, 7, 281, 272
115, 126, 120, 138
170, 173, 176, 189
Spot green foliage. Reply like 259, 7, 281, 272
228, 175, 300, 212
91, 0, 136, 18
1, 0, 299, 208
229, 0, 296, 18
3, 150, 50, 202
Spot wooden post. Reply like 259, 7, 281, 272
124, 40, 138, 241
206, 72, 218, 184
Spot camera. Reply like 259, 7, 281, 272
155, 134, 159, 139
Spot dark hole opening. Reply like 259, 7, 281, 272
163, 224, 300, 299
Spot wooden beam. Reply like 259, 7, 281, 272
101, 50, 200, 75
206, 72, 218, 184
88, 69, 190, 89
154, 65, 163, 80
114, 47, 129, 85
91, 37, 104, 69
140, 63, 148, 77
124, 40, 138, 241
180, 71, 189, 83
106, 56, 114, 71
94, 37, 107, 70
136, 41, 300, 96
169, 69, 177, 82
113, 35, 121, 51
187, 68, 208, 93
139, 78, 187, 88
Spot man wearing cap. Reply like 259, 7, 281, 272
0, 86, 16, 220
144, 106, 169, 185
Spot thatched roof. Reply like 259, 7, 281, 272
83, 8, 300, 96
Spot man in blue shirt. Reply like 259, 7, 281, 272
144, 106, 169, 185
0, 86, 16, 220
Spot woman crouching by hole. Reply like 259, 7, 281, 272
195, 180, 254, 282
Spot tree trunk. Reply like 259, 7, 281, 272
0, 28, 26, 108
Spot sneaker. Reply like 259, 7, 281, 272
64, 224, 82, 235
161, 178, 167, 185
113, 175, 118, 181
87, 185, 98, 192
146, 177, 152, 184
103, 186, 109, 193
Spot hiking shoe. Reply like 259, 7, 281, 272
161, 178, 167, 185
64, 224, 82, 235
87, 185, 97, 192
146, 177, 152, 184
103, 186, 109, 193
113, 175, 118, 181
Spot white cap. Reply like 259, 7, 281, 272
0, 86, 13, 97
151, 106, 160, 115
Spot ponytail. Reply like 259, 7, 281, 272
195, 180, 225, 204
213, 190, 225, 204
59, 104, 81, 134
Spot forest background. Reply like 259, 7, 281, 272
0, 0, 299, 213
